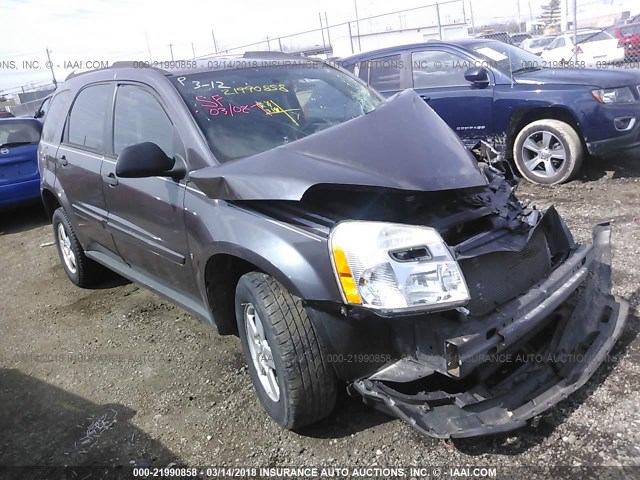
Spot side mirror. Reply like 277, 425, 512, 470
116, 142, 182, 178
464, 67, 490, 87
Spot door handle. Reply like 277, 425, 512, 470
59, 155, 68, 166
103, 173, 118, 186
420, 95, 431, 102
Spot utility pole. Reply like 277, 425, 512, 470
211, 30, 219, 54
573, 0, 578, 61
347, 22, 355, 54
469, 1, 476, 35
45, 48, 57, 87
462, 0, 466, 28
319, 12, 326, 50
436, 3, 442, 40
354, 0, 362, 52
145, 32, 153, 62
325, 12, 331, 48
168, 44, 174, 61
191, 43, 196, 59
266, 36, 271, 51
516, 0, 522, 32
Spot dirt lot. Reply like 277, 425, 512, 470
1, 151, 640, 475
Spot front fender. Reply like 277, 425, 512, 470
184, 196, 342, 304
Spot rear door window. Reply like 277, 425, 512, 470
366, 55, 402, 92
67, 84, 112, 152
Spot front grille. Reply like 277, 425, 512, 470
460, 228, 551, 317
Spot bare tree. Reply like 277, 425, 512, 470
539, 0, 561, 26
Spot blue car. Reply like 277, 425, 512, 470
340, 39, 640, 184
0, 118, 42, 207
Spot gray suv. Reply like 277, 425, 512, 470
39, 55, 627, 438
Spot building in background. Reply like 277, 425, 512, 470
560, 0, 639, 30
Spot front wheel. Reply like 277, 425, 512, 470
235, 272, 337, 430
513, 119, 583, 185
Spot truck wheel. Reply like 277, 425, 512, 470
513, 119, 583, 185
235, 272, 337, 429
52, 207, 105, 287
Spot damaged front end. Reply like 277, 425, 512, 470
352, 221, 627, 438
248, 165, 628, 438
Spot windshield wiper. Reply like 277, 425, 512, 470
511, 66, 542, 74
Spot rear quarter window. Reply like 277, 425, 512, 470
42, 90, 71, 143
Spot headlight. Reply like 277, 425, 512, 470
329, 221, 470, 312
591, 87, 636, 104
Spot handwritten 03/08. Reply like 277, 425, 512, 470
194, 95, 301, 126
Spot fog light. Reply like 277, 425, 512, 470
614, 116, 636, 131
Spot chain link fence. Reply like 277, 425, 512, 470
196, 0, 638, 67
198, 1, 468, 59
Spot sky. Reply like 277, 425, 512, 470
0, 0, 634, 95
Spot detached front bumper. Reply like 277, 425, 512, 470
352, 224, 628, 438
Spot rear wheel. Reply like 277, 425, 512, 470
52, 207, 105, 287
235, 272, 337, 429
513, 119, 583, 185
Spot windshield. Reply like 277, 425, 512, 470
530, 36, 555, 48
576, 31, 612, 43
469, 42, 543, 75
620, 24, 640, 36
0, 121, 41, 147
170, 64, 381, 163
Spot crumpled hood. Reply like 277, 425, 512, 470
190, 89, 487, 201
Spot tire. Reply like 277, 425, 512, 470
52, 207, 105, 287
513, 119, 583, 185
235, 272, 337, 430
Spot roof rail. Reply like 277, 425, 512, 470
65, 70, 94, 81
64, 61, 168, 82
111, 61, 145, 68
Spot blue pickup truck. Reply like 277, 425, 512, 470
340, 39, 640, 184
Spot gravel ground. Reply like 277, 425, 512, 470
1, 150, 639, 476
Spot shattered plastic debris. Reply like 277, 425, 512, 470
72, 409, 118, 453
